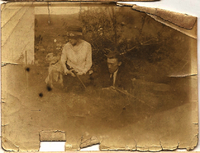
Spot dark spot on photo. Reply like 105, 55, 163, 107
47, 86, 52, 91
25, 67, 30, 72
39, 93, 43, 97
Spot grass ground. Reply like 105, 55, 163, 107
1, 64, 196, 151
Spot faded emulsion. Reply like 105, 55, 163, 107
1, 2, 198, 152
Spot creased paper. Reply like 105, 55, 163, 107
1, 2, 198, 151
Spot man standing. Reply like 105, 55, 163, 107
61, 25, 92, 92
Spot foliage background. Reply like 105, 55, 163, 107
35, 5, 193, 83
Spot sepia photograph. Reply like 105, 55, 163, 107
1, 2, 198, 151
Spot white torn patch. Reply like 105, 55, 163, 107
80, 144, 100, 151
39, 142, 65, 151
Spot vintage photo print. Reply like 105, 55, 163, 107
1, 2, 198, 151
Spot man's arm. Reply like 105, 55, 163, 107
123, 72, 133, 92
60, 44, 75, 76
81, 43, 92, 74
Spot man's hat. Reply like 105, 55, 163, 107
105, 50, 122, 62
66, 25, 83, 37
104, 48, 120, 58
106, 51, 119, 58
